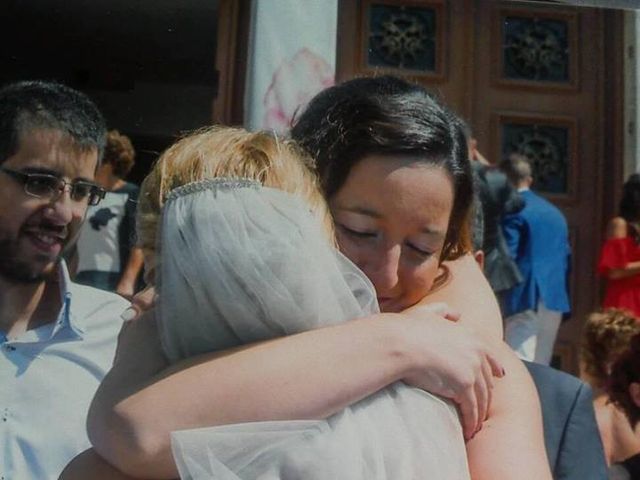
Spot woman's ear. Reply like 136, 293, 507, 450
473, 250, 485, 270
629, 382, 640, 409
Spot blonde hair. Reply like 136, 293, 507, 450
137, 126, 332, 281
581, 308, 640, 389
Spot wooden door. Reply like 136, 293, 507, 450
337, 0, 624, 374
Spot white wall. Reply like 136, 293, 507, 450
624, 10, 640, 179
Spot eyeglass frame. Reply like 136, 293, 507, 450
0, 166, 106, 206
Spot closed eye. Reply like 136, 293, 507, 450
338, 224, 377, 239
406, 242, 433, 257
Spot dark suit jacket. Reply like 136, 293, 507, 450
472, 162, 524, 292
525, 361, 607, 480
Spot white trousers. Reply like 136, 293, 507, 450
504, 301, 562, 365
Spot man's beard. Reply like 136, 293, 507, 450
0, 237, 60, 284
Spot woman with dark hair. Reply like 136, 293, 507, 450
598, 175, 640, 317
67, 76, 550, 480
608, 333, 640, 479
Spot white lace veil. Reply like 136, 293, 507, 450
159, 179, 470, 480
157, 178, 379, 364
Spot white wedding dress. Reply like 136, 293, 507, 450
157, 179, 470, 480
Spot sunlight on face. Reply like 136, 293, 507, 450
330, 154, 454, 313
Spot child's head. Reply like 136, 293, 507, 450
581, 308, 640, 389
609, 332, 640, 427
137, 126, 331, 280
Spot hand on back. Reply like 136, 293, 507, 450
399, 304, 505, 440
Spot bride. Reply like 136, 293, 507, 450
146, 126, 470, 479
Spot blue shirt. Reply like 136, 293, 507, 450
502, 189, 571, 316
0, 262, 127, 479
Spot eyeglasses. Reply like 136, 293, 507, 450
0, 167, 106, 206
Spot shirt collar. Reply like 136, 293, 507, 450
3, 260, 84, 344
517, 187, 530, 193
52, 260, 85, 339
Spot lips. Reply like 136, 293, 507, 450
22, 227, 66, 255
377, 297, 395, 311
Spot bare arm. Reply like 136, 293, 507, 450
420, 255, 550, 478
59, 449, 144, 480
116, 247, 145, 299
606, 261, 640, 280
89, 309, 502, 479
465, 343, 552, 480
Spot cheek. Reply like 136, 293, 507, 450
0, 204, 35, 236
336, 231, 364, 265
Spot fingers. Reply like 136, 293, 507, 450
487, 351, 506, 378
415, 302, 460, 322
479, 358, 494, 422
457, 385, 479, 441
120, 286, 157, 322
458, 354, 496, 439
443, 309, 461, 323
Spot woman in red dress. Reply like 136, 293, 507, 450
598, 175, 640, 318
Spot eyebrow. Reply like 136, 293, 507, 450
335, 206, 382, 218
420, 227, 447, 239
20, 166, 95, 184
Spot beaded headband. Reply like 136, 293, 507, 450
165, 177, 261, 204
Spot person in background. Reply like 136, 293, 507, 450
581, 309, 640, 470
608, 332, 640, 479
471, 163, 607, 480
0, 80, 126, 479
74, 130, 144, 298
467, 135, 524, 302
500, 153, 571, 365
597, 175, 640, 318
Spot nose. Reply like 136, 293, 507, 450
365, 242, 401, 295
43, 188, 81, 225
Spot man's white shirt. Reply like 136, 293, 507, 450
0, 261, 126, 479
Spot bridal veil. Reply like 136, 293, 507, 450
157, 179, 470, 479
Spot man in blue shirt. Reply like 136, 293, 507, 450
500, 153, 571, 365
0, 81, 127, 479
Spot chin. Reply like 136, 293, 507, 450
378, 300, 404, 313
0, 258, 58, 284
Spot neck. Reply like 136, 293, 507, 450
0, 274, 60, 339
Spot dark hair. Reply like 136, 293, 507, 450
500, 152, 532, 186
608, 332, 640, 427
0, 80, 106, 164
104, 130, 136, 178
290, 75, 473, 260
619, 174, 640, 222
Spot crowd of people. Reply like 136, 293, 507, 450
0, 76, 639, 480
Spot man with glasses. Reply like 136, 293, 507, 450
0, 80, 127, 479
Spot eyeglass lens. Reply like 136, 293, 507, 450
24, 174, 102, 205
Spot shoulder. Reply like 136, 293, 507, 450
68, 282, 128, 333
525, 361, 588, 403
115, 182, 140, 199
